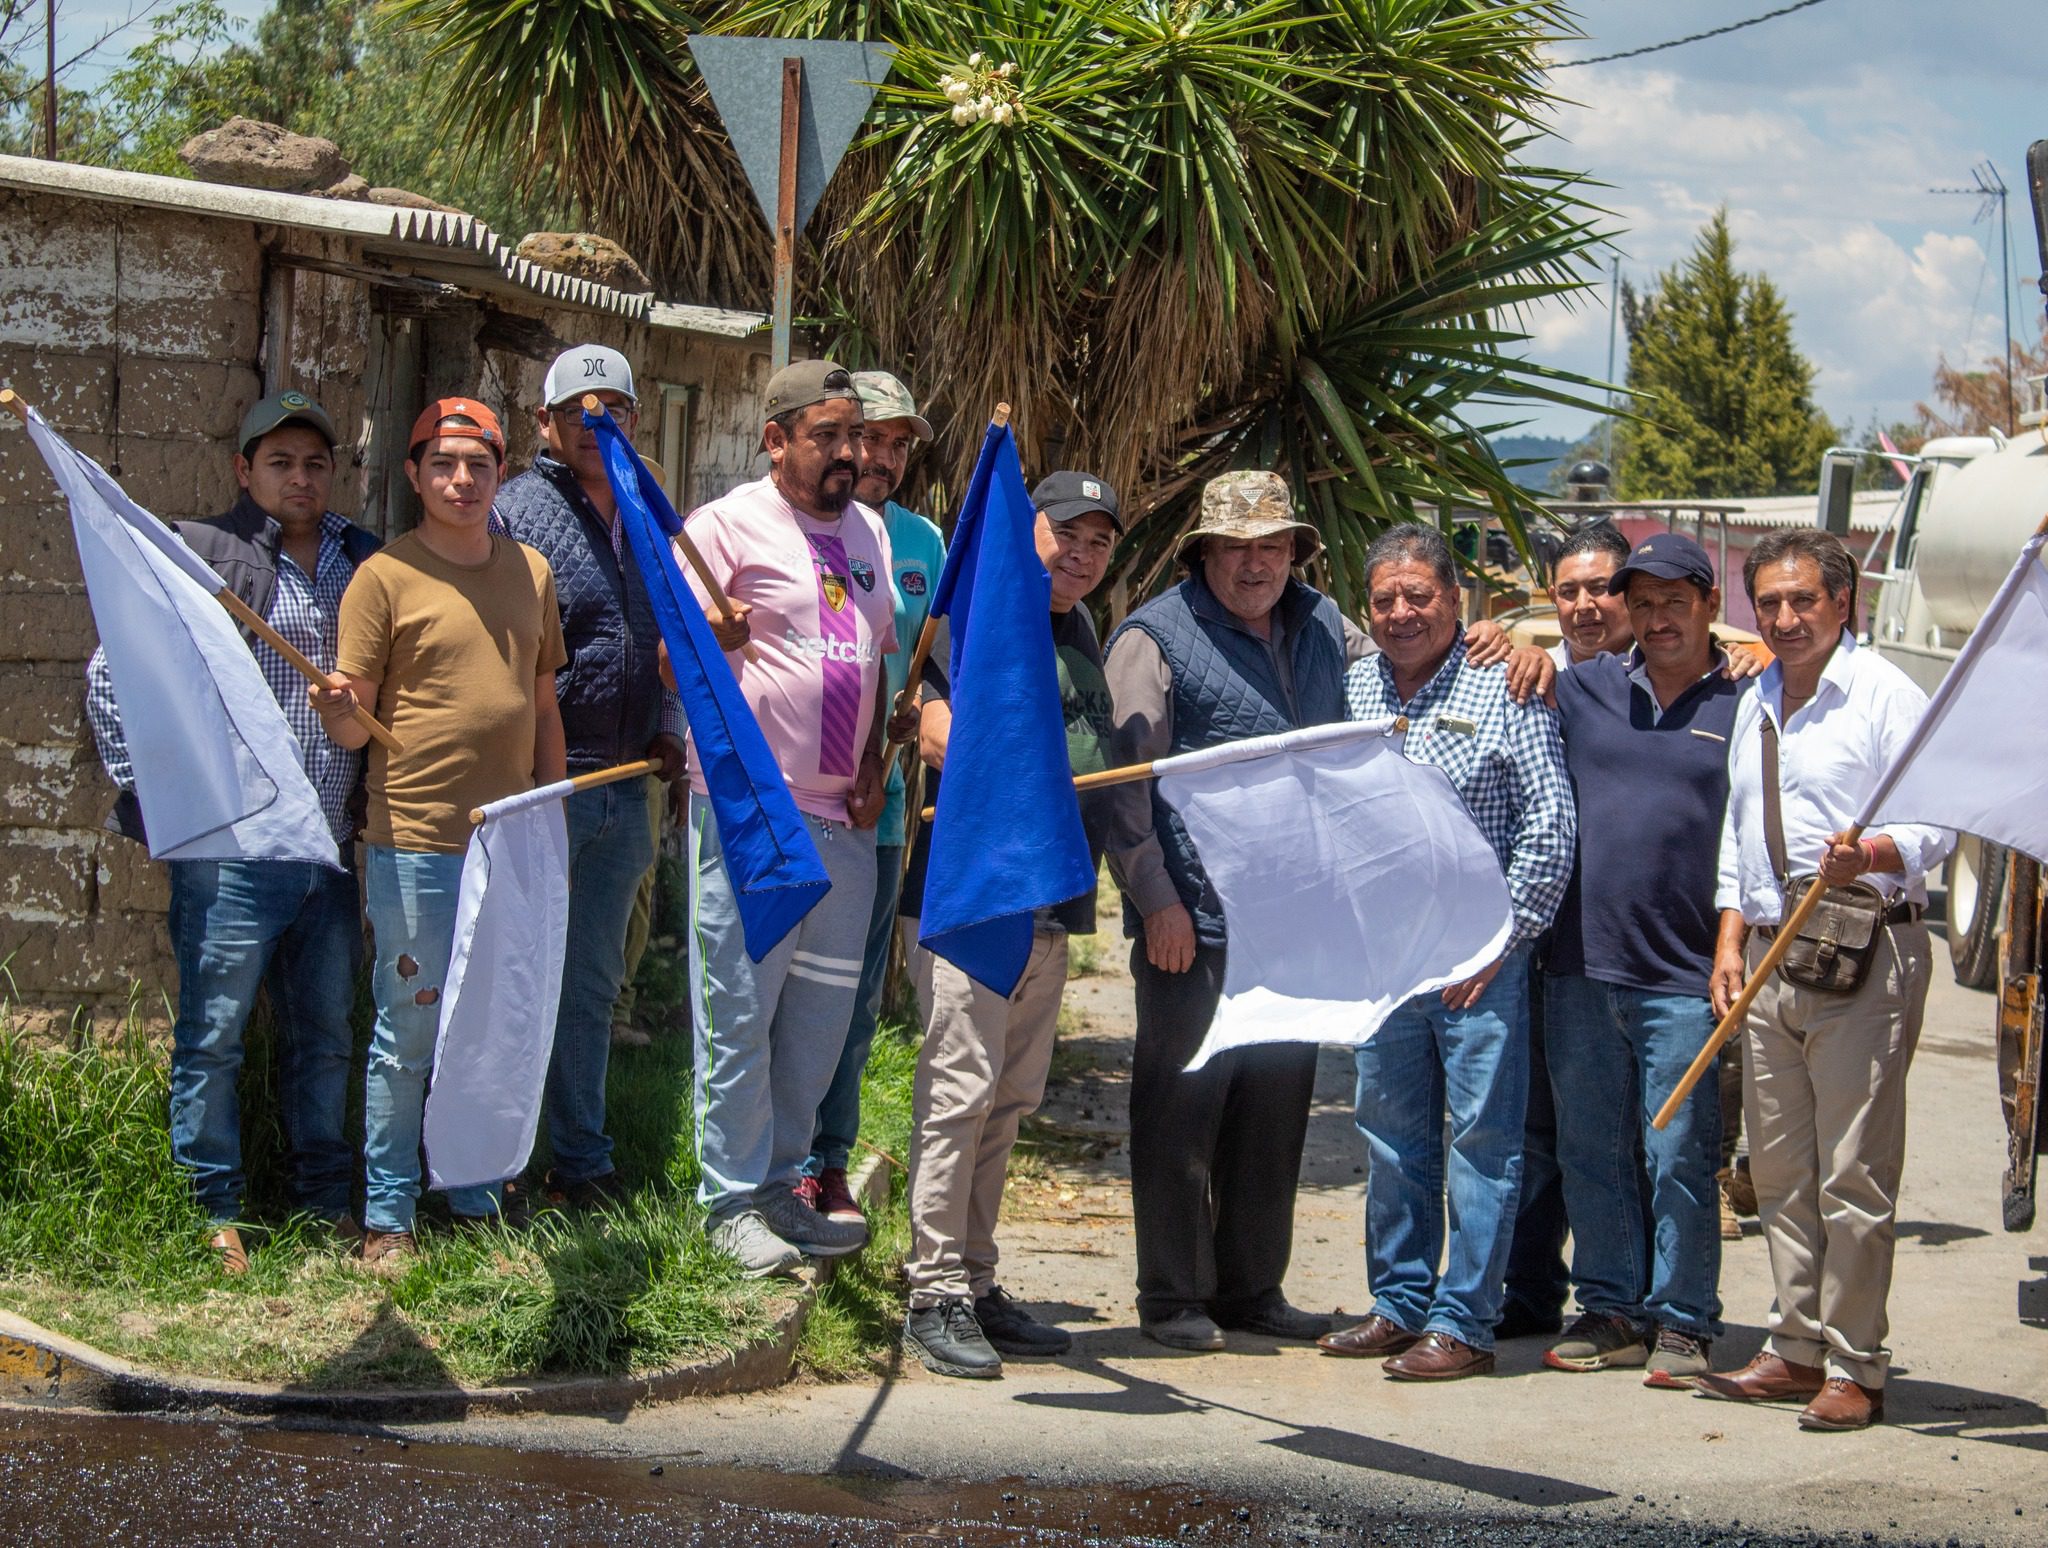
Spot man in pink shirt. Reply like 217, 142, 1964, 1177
678, 360, 898, 1276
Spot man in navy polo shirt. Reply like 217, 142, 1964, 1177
1542, 532, 1745, 1388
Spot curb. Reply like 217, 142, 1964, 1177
0, 1152, 894, 1422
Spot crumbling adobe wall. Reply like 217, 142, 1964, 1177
0, 190, 265, 1031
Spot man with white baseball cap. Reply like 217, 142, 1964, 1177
493, 343, 686, 1213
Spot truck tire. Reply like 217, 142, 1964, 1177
1947, 835, 2007, 990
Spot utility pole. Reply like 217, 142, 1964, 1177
1932, 161, 2015, 433
43, 0, 58, 160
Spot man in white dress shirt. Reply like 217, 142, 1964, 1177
1693, 529, 1948, 1433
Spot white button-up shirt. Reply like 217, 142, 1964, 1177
1714, 631, 1950, 925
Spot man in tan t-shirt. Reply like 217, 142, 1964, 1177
319, 398, 567, 1272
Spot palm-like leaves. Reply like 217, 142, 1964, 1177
400, 0, 1613, 608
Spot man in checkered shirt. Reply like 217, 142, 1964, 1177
1316, 521, 1574, 1382
85, 391, 380, 1275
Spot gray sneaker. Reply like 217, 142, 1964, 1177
1643, 1325, 1713, 1389
1543, 1309, 1649, 1372
708, 1209, 804, 1278
753, 1182, 869, 1258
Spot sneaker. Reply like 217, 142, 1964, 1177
1542, 1310, 1649, 1372
975, 1286, 1072, 1356
1643, 1326, 1713, 1389
544, 1168, 629, 1213
905, 1298, 1004, 1379
753, 1182, 868, 1258
360, 1229, 417, 1278
812, 1166, 865, 1224
707, 1209, 804, 1279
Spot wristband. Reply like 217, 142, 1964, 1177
1859, 838, 1879, 874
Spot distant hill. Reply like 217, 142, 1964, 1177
1488, 433, 1579, 492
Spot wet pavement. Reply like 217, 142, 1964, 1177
0, 1407, 1977, 1547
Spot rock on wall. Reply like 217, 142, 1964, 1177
0, 191, 265, 1029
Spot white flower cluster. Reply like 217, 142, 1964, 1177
937, 53, 1021, 127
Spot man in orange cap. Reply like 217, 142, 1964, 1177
318, 398, 568, 1272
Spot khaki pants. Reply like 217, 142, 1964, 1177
903, 921, 1069, 1305
1744, 921, 1930, 1388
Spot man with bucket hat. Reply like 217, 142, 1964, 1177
1102, 470, 1369, 1352
85, 389, 381, 1273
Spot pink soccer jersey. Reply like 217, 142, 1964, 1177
678, 478, 898, 822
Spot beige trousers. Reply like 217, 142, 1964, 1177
1743, 921, 1930, 1388
903, 922, 1069, 1305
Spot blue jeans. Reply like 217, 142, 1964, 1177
1545, 973, 1724, 1337
362, 845, 498, 1231
167, 858, 362, 1223
806, 842, 903, 1176
543, 779, 656, 1183
1501, 969, 1570, 1325
1353, 945, 1533, 1351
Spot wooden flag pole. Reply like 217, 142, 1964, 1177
582, 394, 757, 664
2, 387, 402, 753
471, 757, 659, 826
889, 401, 1011, 752
1651, 859, 1852, 1130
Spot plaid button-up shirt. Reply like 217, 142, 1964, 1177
86, 512, 365, 844
1343, 632, 1576, 950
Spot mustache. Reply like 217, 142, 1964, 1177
823, 460, 857, 480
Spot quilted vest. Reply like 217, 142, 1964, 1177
1108, 574, 1347, 945
494, 456, 664, 772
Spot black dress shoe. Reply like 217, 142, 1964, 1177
1493, 1299, 1564, 1341
1213, 1294, 1334, 1341
1141, 1309, 1226, 1351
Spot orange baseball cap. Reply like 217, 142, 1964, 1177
407, 397, 505, 463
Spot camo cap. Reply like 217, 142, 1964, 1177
851, 370, 934, 441
1175, 470, 1321, 566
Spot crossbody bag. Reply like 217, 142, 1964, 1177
1761, 717, 1896, 995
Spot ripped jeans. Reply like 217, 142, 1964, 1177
362, 844, 499, 1232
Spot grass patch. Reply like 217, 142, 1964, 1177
0, 861, 917, 1388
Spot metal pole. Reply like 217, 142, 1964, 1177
1998, 169, 2015, 433
1603, 254, 1620, 466
43, 0, 58, 160
771, 57, 802, 372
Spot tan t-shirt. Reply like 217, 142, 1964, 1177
336, 531, 568, 854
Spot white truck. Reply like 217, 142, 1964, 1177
1831, 138, 2048, 1229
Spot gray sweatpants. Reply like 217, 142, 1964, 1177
688, 792, 876, 1218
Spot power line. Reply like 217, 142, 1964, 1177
1552, 0, 1835, 69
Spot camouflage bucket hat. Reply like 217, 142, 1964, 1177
1174, 470, 1322, 567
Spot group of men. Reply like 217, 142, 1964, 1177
87, 347, 1942, 1433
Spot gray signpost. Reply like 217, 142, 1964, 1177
688, 36, 896, 370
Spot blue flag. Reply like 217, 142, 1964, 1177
918, 421, 1095, 994
586, 408, 829, 960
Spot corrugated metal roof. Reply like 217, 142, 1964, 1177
0, 153, 768, 339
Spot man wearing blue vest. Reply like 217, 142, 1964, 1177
1104, 471, 1370, 1351
494, 344, 687, 1210
1542, 532, 1744, 1388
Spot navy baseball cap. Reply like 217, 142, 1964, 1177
1031, 470, 1124, 534
1611, 531, 1716, 592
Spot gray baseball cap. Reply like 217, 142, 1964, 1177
238, 390, 337, 454
543, 343, 637, 408
852, 370, 934, 441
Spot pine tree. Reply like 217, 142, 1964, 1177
1615, 211, 1837, 500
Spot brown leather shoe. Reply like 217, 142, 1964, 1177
328, 1213, 364, 1249
359, 1229, 418, 1278
1798, 1377, 1884, 1431
1692, 1350, 1825, 1404
207, 1226, 249, 1275
1382, 1332, 1494, 1382
1318, 1314, 1419, 1359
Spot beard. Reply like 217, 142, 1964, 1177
812, 461, 858, 513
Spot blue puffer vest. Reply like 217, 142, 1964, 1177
1107, 573, 1348, 946
494, 455, 664, 772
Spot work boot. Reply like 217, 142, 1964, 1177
905, 1298, 1004, 1380
753, 1182, 868, 1258
207, 1226, 249, 1276
975, 1286, 1071, 1356
1543, 1310, 1649, 1372
707, 1210, 803, 1279
359, 1229, 417, 1279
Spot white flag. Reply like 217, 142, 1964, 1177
1158, 718, 1514, 1072
22, 406, 337, 867
1869, 528, 2048, 860
423, 780, 571, 1190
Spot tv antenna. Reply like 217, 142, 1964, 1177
1931, 161, 2015, 433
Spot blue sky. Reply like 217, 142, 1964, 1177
41, 0, 2048, 441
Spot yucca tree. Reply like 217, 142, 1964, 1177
393, 0, 1611, 609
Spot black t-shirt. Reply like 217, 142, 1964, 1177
901, 605, 1113, 934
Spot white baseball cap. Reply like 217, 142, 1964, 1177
542, 344, 637, 408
